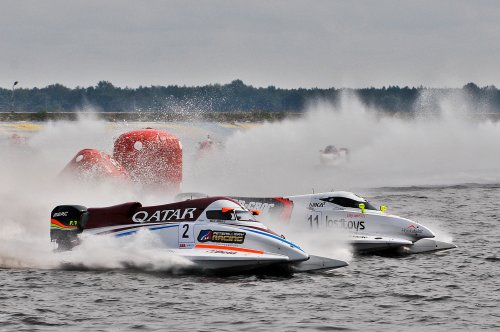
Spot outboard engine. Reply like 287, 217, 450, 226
50, 205, 88, 251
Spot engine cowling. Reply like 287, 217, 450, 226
50, 205, 88, 251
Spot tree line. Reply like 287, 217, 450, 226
0, 80, 499, 114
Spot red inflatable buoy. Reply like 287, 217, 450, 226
60, 149, 130, 181
113, 128, 182, 192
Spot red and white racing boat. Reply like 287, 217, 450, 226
50, 197, 347, 273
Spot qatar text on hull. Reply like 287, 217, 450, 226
50, 197, 347, 273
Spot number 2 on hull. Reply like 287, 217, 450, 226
178, 222, 195, 248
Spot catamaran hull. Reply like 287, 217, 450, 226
352, 238, 456, 255
404, 238, 457, 254
181, 254, 347, 273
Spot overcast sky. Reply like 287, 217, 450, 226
1, 0, 499, 89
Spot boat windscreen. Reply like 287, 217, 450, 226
206, 210, 235, 220
320, 197, 377, 210
235, 210, 256, 222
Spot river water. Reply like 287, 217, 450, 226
1, 184, 499, 331
1, 101, 500, 330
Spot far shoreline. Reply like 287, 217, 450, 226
0, 111, 304, 123
2, 110, 500, 123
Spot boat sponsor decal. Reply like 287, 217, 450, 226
326, 218, 365, 231
309, 202, 325, 208
311, 204, 343, 211
308, 214, 365, 231
195, 243, 263, 254
232, 197, 294, 221
351, 235, 368, 239
206, 249, 237, 255
197, 229, 246, 244
50, 219, 78, 230
346, 212, 365, 218
132, 208, 197, 223
402, 224, 423, 234
235, 200, 275, 214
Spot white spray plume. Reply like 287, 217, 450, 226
54, 230, 193, 271
0, 113, 185, 271
184, 91, 500, 195
261, 208, 353, 264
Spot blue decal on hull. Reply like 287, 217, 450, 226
115, 224, 179, 237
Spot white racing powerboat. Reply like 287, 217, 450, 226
50, 196, 347, 273
233, 192, 456, 254
319, 145, 350, 166
176, 192, 456, 255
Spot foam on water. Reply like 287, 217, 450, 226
54, 230, 192, 271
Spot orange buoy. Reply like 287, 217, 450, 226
60, 149, 130, 181
113, 128, 182, 192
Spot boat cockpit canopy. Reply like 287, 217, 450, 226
319, 196, 377, 210
206, 209, 257, 222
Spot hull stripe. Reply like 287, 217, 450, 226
195, 244, 264, 254
239, 227, 304, 252
114, 224, 179, 237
